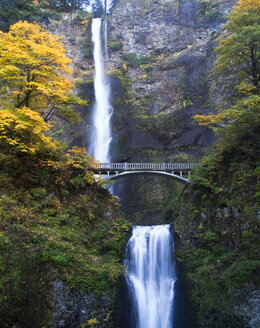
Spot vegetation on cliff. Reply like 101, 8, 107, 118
0, 20, 129, 327
173, 1, 260, 327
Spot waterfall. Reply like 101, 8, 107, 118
89, 18, 112, 163
125, 225, 176, 328
103, 17, 108, 59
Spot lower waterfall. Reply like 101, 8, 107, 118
125, 225, 176, 328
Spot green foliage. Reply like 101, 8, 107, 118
215, 0, 260, 91
175, 103, 260, 326
81, 317, 99, 327
0, 148, 129, 325
140, 64, 153, 72
123, 52, 140, 68
192, 102, 260, 209
0, 137, 129, 300
0, 0, 64, 32
40, 0, 90, 12
108, 41, 123, 51
203, 232, 219, 247
174, 3, 260, 326
196, 0, 220, 24
0, 0, 41, 32
228, 260, 260, 288
182, 98, 193, 108
195, 0, 260, 126
178, 242, 259, 328
83, 37, 93, 58
0, 249, 53, 327
123, 52, 156, 68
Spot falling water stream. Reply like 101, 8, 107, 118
90, 18, 176, 328
90, 18, 112, 163
125, 225, 176, 328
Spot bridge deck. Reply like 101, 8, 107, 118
95, 162, 196, 172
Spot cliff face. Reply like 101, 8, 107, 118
47, 12, 95, 147
108, 0, 236, 162
102, 0, 236, 223
42, 1, 238, 224
48, 1, 236, 165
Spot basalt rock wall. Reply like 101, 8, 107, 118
105, 0, 236, 223
108, 0, 236, 163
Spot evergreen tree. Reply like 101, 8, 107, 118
0, 0, 41, 32
41, 0, 90, 12
92, 0, 105, 17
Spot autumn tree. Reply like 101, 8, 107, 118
195, 0, 260, 126
0, 21, 86, 124
0, 21, 88, 160
215, 0, 260, 93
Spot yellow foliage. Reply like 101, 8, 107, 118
0, 107, 56, 155
194, 95, 260, 126
65, 147, 97, 169
122, 62, 128, 71
81, 318, 98, 328
236, 80, 258, 95
0, 21, 87, 122
196, 0, 260, 127
64, 147, 98, 184
81, 20, 91, 27
234, 0, 260, 13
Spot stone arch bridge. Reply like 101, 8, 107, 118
92, 163, 196, 183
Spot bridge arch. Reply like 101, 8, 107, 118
95, 170, 190, 184
92, 162, 195, 184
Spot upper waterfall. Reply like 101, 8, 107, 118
89, 18, 112, 163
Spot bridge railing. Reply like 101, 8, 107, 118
97, 163, 196, 171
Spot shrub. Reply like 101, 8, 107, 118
108, 41, 123, 51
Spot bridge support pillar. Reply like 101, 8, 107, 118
188, 171, 191, 179
180, 171, 183, 177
